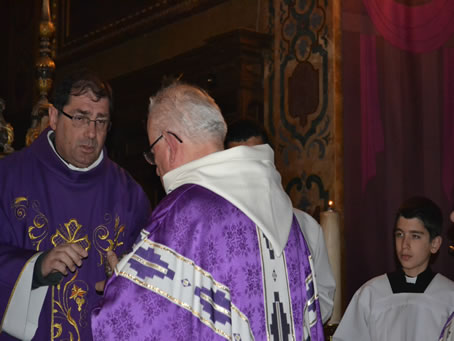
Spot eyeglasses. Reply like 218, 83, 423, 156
143, 131, 183, 165
59, 109, 111, 132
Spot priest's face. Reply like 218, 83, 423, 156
49, 91, 110, 168
394, 216, 441, 277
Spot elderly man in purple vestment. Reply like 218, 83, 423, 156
91, 82, 325, 340
0, 69, 151, 341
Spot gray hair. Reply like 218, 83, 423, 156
148, 82, 227, 147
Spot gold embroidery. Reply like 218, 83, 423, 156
12, 199, 127, 340
120, 271, 232, 340
93, 214, 125, 265
145, 239, 231, 292
13, 197, 49, 250
70, 285, 87, 312
51, 219, 90, 251
119, 240, 254, 339
51, 272, 87, 341
49, 219, 91, 341
12, 197, 28, 219
28, 210, 49, 250
131, 254, 168, 275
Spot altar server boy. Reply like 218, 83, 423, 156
334, 196, 454, 341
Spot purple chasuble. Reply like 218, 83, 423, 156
92, 184, 324, 340
0, 128, 150, 341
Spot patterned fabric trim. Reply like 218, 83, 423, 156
257, 226, 295, 340
257, 222, 322, 341
118, 237, 255, 341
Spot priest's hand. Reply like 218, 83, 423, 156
105, 250, 119, 276
95, 251, 119, 293
41, 243, 88, 277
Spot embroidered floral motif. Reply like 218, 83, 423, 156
219, 267, 239, 295
224, 221, 252, 260
166, 310, 197, 341
52, 272, 89, 341
140, 291, 169, 324
170, 214, 200, 251
242, 261, 262, 297
50, 219, 91, 341
70, 284, 87, 312
197, 236, 224, 272
51, 219, 90, 251
13, 197, 49, 250
143, 329, 162, 341
106, 302, 140, 340
93, 214, 126, 266
93, 324, 108, 341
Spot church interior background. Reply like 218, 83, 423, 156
1, 0, 454, 332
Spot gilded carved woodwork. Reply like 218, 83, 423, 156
26, 0, 56, 146
0, 98, 14, 156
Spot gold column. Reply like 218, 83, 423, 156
26, 0, 56, 146
0, 98, 14, 157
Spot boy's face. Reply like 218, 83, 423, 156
395, 216, 441, 277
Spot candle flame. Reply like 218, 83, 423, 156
328, 200, 334, 208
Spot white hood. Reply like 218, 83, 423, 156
163, 144, 293, 255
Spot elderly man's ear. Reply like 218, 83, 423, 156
163, 131, 180, 164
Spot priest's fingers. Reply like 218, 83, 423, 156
450, 211, 454, 223
106, 251, 119, 270
41, 244, 88, 277
95, 280, 106, 293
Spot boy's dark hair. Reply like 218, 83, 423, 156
395, 196, 442, 239
225, 119, 269, 147
51, 68, 113, 114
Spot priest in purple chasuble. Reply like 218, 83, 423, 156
0, 70, 150, 341
91, 82, 325, 340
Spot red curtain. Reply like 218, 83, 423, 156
343, 0, 454, 304
363, 0, 454, 53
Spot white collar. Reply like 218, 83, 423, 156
163, 144, 293, 255
405, 275, 417, 284
47, 130, 103, 171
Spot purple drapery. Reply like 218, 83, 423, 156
443, 48, 454, 204
360, 0, 454, 203
343, 0, 454, 305
360, 34, 384, 192
362, 0, 454, 53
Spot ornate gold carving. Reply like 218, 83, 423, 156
0, 98, 14, 155
26, 99, 51, 146
51, 219, 91, 251
27, 0, 55, 146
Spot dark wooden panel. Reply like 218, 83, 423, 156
106, 29, 271, 207
56, 0, 228, 64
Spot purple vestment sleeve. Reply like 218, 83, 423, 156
0, 128, 151, 341
92, 184, 324, 340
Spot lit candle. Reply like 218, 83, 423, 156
320, 200, 342, 324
